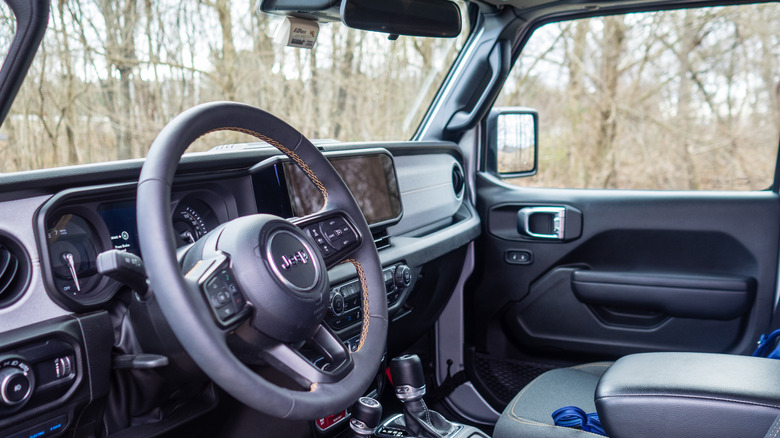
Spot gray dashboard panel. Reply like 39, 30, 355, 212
387, 154, 463, 236
0, 195, 70, 333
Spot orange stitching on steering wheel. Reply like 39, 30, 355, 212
345, 258, 370, 352
200, 126, 329, 205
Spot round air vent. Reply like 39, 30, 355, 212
0, 235, 30, 308
452, 163, 465, 199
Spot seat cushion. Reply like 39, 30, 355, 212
494, 362, 613, 438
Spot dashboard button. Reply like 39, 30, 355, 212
4, 374, 29, 403
54, 356, 73, 379
330, 316, 347, 330
331, 292, 345, 316
394, 265, 412, 288
0, 361, 34, 407
345, 294, 360, 309
8, 415, 68, 438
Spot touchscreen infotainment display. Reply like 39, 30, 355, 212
284, 153, 402, 226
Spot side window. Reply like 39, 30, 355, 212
495, 4, 780, 190
0, 3, 14, 53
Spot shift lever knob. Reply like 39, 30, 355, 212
350, 397, 383, 437
390, 354, 426, 402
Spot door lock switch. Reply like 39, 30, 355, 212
506, 250, 533, 265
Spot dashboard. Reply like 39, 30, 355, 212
0, 141, 480, 437
36, 150, 403, 313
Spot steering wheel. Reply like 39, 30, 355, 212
136, 102, 388, 420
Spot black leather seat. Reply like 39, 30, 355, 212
495, 353, 780, 438
494, 362, 612, 438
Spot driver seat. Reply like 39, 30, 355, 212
493, 362, 612, 438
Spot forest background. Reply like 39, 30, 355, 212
0, 1, 778, 192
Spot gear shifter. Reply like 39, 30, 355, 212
389, 355, 458, 438
350, 397, 383, 438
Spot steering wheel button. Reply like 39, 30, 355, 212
232, 291, 245, 307
307, 226, 322, 239
216, 291, 230, 305
319, 242, 335, 255
218, 305, 235, 319
339, 234, 356, 248
206, 278, 225, 293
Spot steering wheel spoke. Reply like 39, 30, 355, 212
294, 211, 363, 269
263, 323, 354, 388
184, 254, 251, 329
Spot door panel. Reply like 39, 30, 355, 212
471, 174, 779, 363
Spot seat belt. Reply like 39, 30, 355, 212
552, 406, 606, 436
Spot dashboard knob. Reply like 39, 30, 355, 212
0, 361, 33, 407
393, 265, 412, 288
330, 291, 345, 316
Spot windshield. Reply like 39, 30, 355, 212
0, 1, 469, 172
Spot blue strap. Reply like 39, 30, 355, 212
552, 406, 607, 436
753, 329, 780, 358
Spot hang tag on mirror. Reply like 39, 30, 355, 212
273, 17, 319, 49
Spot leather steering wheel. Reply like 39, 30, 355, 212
136, 102, 388, 419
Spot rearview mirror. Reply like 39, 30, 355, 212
340, 0, 461, 38
487, 108, 538, 177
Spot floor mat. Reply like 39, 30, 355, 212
471, 352, 558, 410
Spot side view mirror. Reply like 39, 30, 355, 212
487, 107, 538, 177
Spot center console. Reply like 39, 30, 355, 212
595, 352, 780, 438
348, 355, 489, 438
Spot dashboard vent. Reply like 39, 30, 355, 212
0, 235, 30, 307
452, 163, 465, 199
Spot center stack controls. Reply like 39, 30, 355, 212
325, 264, 412, 332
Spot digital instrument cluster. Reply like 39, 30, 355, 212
39, 192, 226, 309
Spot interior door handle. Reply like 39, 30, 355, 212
517, 206, 566, 239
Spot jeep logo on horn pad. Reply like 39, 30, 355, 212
266, 230, 320, 292
280, 250, 309, 270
